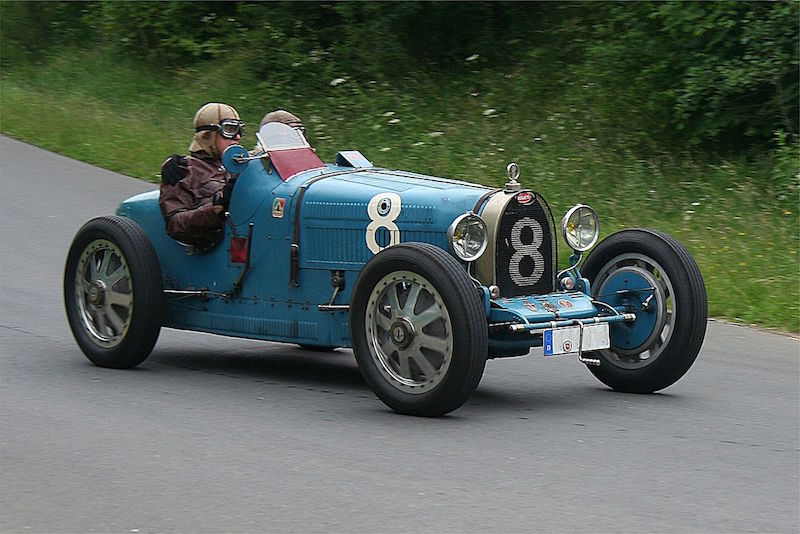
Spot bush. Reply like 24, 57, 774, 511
772, 131, 800, 206
0, 1, 98, 66
2, 1, 797, 151
568, 2, 799, 150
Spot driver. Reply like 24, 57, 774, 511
159, 102, 244, 246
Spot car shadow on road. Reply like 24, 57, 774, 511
461, 382, 687, 418
132, 341, 691, 417
145, 345, 581, 416
148, 344, 369, 392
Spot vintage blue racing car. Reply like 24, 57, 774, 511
64, 122, 707, 416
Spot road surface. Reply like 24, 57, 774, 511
1, 136, 797, 533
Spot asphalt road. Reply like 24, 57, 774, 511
1, 135, 798, 533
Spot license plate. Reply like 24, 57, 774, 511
543, 323, 610, 356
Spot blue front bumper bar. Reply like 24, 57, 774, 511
506, 312, 637, 334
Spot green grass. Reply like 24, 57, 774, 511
2, 51, 798, 332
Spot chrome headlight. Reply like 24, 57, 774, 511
561, 204, 599, 252
448, 213, 488, 262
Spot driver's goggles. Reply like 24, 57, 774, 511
196, 119, 246, 139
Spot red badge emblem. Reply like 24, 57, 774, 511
557, 299, 574, 309
516, 191, 533, 205
272, 198, 286, 218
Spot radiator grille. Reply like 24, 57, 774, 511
494, 193, 557, 297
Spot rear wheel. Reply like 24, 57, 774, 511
350, 243, 487, 416
64, 216, 163, 368
581, 229, 707, 393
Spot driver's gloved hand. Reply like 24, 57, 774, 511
161, 154, 188, 185
213, 178, 236, 212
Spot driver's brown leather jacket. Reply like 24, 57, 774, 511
158, 151, 230, 246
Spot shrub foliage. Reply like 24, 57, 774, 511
1, 1, 797, 150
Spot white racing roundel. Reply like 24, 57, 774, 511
366, 192, 402, 254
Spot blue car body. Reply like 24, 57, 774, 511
117, 150, 605, 354
64, 122, 706, 415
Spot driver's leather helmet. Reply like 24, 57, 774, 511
189, 102, 241, 159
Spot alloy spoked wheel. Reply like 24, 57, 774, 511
64, 216, 162, 369
366, 270, 453, 394
351, 243, 487, 416
75, 239, 134, 348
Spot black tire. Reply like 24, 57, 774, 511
350, 243, 488, 416
581, 229, 707, 393
64, 216, 163, 368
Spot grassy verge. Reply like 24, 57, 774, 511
2, 51, 797, 332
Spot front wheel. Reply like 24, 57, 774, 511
350, 243, 488, 416
64, 216, 163, 368
581, 229, 707, 393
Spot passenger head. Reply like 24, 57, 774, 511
259, 110, 305, 136
189, 103, 244, 159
